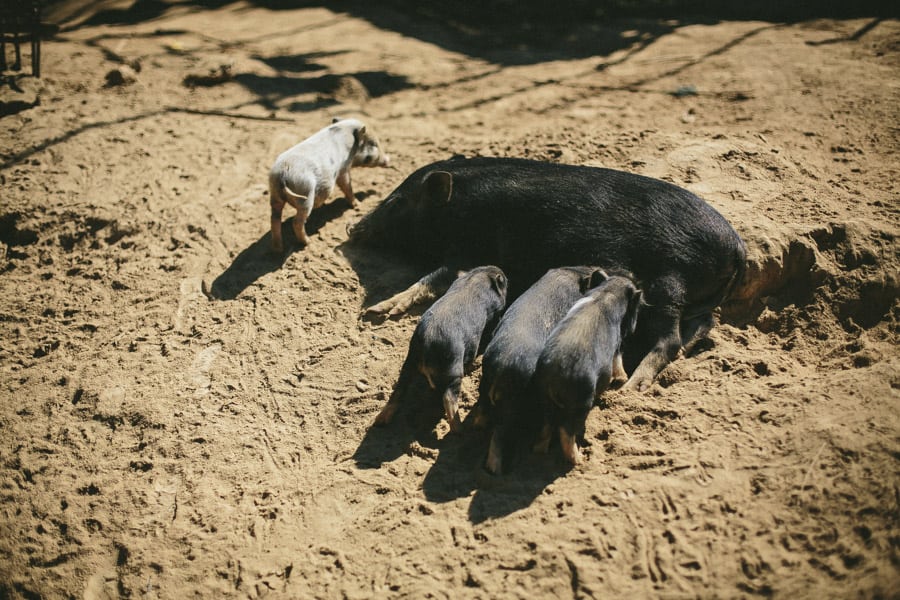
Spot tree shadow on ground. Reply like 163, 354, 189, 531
233, 70, 412, 112
52, 0, 898, 72
328, 0, 895, 67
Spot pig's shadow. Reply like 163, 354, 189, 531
209, 196, 358, 300
467, 458, 571, 524
422, 422, 571, 523
354, 391, 570, 522
418, 420, 492, 504
352, 381, 446, 469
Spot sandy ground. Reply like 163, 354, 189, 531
1, 2, 898, 598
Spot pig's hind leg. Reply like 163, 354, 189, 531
270, 184, 286, 253
281, 187, 312, 246
468, 377, 494, 430
441, 375, 464, 434
680, 312, 715, 356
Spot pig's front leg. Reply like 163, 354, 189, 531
622, 308, 682, 392
623, 277, 686, 392
610, 353, 628, 386
366, 266, 460, 318
337, 170, 357, 209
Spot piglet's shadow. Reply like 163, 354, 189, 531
466, 453, 570, 524
422, 422, 571, 523
209, 197, 356, 300
356, 397, 571, 522
420, 425, 491, 504
352, 381, 445, 469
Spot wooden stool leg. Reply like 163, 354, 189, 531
13, 35, 21, 71
32, 33, 39, 77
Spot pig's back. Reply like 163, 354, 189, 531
431, 157, 743, 306
483, 269, 585, 380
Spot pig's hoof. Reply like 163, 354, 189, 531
386, 301, 413, 317
365, 301, 389, 315
484, 454, 502, 476
621, 376, 651, 392
366, 299, 406, 317
563, 447, 582, 466
532, 438, 550, 454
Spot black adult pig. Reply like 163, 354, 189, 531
348, 156, 746, 392
476, 266, 607, 475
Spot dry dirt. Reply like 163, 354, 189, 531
1, 2, 898, 598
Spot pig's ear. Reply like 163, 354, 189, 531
491, 272, 508, 296
582, 268, 608, 292
353, 126, 367, 143
423, 170, 453, 204
332, 117, 341, 124
624, 288, 643, 336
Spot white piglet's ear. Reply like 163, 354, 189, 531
332, 117, 342, 124
491, 272, 508, 297
353, 126, 367, 143
423, 170, 453, 203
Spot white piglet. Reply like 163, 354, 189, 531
268, 118, 389, 252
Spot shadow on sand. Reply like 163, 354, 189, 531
351, 380, 575, 523
209, 197, 355, 300
351, 380, 445, 469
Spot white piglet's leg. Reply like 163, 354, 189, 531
336, 170, 356, 208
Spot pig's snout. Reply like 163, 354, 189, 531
346, 220, 360, 238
